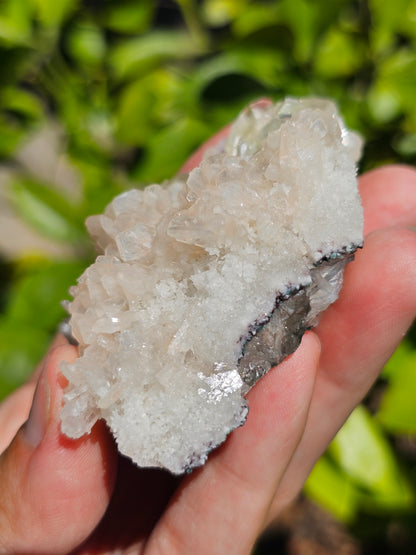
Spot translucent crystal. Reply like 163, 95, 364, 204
60, 98, 364, 474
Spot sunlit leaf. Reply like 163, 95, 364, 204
377, 342, 416, 434
304, 454, 359, 522
66, 20, 106, 66
402, 0, 416, 39
133, 117, 210, 182
6, 258, 86, 328
116, 70, 183, 146
188, 48, 285, 100
70, 154, 123, 217
329, 406, 414, 509
0, 319, 49, 399
368, 49, 416, 124
29, 0, 77, 28
110, 31, 205, 81
279, 0, 320, 63
394, 132, 416, 156
1, 86, 43, 120
0, 0, 33, 46
0, 117, 25, 156
232, 3, 281, 37
314, 28, 365, 78
367, 86, 401, 124
202, 0, 250, 26
378, 375, 416, 434
0, 257, 87, 399
10, 178, 85, 243
382, 341, 415, 380
103, 0, 154, 34
369, 0, 415, 53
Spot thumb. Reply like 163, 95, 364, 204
0, 344, 117, 554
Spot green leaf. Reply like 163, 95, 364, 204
202, 0, 250, 27
304, 454, 359, 522
0, 87, 43, 158
382, 341, 415, 380
188, 48, 285, 99
232, 3, 281, 38
0, 117, 25, 156
279, 0, 320, 63
314, 28, 365, 78
1, 86, 43, 120
69, 154, 123, 218
0, 257, 87, 399
367, 86, 402, 124
116, 70, 183, 147
10, 178, 85, 243
369, 0, 415, 53
66, 21, 106, 66
0, 319, 49, 399
5, 259, 86, 329
103, 0, 154, 34
377, 342, 416, 434
133, 117, 210, 182
329, 405, 414, 509
29, 0, 78, 28
368, 49, 416, 124
402, 0, 416, 39
378, 378, 416, 434
394, 132, 416, 156
110, 31, 205, 82
0, 0, 33, 46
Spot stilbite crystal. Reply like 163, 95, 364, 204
60, 98, 364, 474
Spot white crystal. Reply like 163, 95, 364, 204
61, 98, 364, 474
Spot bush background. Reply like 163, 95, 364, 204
0, 1, 415, 552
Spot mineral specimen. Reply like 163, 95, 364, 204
60, 98, 364, 474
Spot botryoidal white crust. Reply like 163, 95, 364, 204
60, 98, 364, 474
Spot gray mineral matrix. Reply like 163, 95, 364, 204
60, 98, 364, 474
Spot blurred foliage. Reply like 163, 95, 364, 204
0, 0, 415, 550
304, 338, 416, 550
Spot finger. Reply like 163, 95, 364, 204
269, 226, 416, 517
0, 335, 71, 454
145, 332, 320, 555
75, 458, 180, 554
0, 344, 117, 554
0, 383, 36, 454
360, 165, 416, 234
30, 333, 71, 383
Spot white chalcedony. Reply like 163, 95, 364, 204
61, 98, 363, 474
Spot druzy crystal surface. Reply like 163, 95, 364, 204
61, 98, 364, 474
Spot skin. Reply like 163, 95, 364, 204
0, 115, 415, 554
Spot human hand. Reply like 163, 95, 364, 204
1, 120, 415, 554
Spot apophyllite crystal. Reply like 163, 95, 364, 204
60, 98, 364, 474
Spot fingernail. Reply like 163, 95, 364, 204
24, 358, 51, 448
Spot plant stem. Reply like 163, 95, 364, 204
176, 0, 210, 51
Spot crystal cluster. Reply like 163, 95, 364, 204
61, 98, 364, 474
